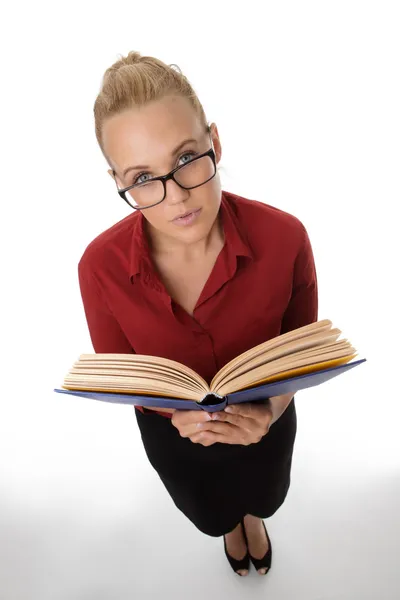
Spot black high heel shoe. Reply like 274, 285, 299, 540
241, 517, 272, 575
223, 521, 250, 576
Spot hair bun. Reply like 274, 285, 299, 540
95, 51, 209, 157
117, 50, 142, 66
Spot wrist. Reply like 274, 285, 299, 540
266, 393, 294, 425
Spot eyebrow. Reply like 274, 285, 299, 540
122, 138, 198, 178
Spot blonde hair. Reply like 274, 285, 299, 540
94, 51, 210, 167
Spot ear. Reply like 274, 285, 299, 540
209, 122, 222, 165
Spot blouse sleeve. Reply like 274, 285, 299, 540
78, 261, 135, 354
280, 224, 318, 334
77, 260, 151, 415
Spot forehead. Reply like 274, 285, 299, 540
102, 95, 204, 169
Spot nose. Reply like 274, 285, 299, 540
164, 177, 189, 205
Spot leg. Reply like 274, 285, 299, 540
224, 520, 249, 576
242, 514, 270, 575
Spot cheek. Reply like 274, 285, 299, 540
143, 207, 168, 232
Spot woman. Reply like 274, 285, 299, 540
78, 51, 318, 577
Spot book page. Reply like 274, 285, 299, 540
72, 363, 205, 391
76, 353, 209, 391
214, 346, 357, 396
211, 320, 335, 389
223, 354, 358, 394
212, 334, 351, 389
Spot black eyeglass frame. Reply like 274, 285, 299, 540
112, 134, 217, 211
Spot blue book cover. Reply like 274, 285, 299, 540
54, 358, 366, 413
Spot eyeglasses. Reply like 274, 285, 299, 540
112, 134, 217, 210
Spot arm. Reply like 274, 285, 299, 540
268, 224, 319, 422
78, 261, 174, 414
78, 262, 135, 354
280, 224, 318, 334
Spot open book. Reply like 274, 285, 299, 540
54, 319, 366, 412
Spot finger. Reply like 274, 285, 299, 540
217, 409, 260, 432
190, 410, 213, 423
190, 432, 218, 446
176, 413, 218, 438
225, 402, 270, 423
171, 409, 212, 429
221, 405, 273, 438
180, 419, 233, 440
191, 430, 246, 446
224, 403, 258, 418
194, 420, 239, 436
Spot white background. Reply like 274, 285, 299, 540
1, 1, 399, 598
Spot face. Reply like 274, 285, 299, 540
102, 95, 223, 249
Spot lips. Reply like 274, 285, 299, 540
172, 209, 200, 221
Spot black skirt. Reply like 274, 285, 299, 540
134, 398, 297, 537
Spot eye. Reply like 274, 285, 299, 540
133, 172, 151, 185
132, 151, 198, 185
178, 151, 197, 165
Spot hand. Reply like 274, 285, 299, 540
171, 402, 273, 446
171, 409, 215, 444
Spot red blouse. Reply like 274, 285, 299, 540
78, 190, 318, 419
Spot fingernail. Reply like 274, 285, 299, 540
224, 407, 233, 413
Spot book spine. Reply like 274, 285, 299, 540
199, 392, 224, 403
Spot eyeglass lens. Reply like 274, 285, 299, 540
123, 154, 215, 209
